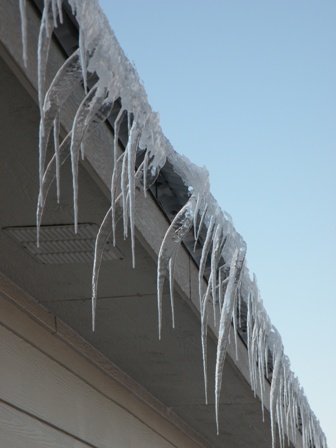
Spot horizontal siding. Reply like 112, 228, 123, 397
0, 277, 205, 448
0, 401, 89, 448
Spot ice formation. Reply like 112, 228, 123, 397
18, 1, 328, 447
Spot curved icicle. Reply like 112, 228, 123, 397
70, 85, 107, 232
215, 245, 246, 435
39, 49, 82, 193
157, 195, 197, 340
92, 206, 112, 331
92, 164, 146, 331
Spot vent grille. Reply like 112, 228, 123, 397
4, 224, 123, 264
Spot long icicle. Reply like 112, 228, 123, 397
92, 207, 112, 331
37, 133, 71, 245
39, 49, 82, 192
215, 244, 246, 434
270, 329, 284, 448
127, 122, 142, 268
157, 196, 196, 339
70, 85, 106, 232
198, 217, 215, 307
111, 107, 125, 245
193, 203, 208, 251
200, 272, 212, 404
37, 0, 54, 188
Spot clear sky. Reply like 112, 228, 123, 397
99, 1, 336, 445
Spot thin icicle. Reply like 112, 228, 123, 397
39, 49, 82, 192
200, 273, 212, 404
193, 203, 208, 251
121, 135, 129, 239
127, 121, 142, 268
269, 329, 284, 448
157, 196, 196, 340
215, 244, 246, 434
79, 30, 88, 94
70, 85, 107, 232
168, 251, 178, 329
142, 149, 149, 197
19, 0, 28, 68
198, 217, 215, 307
37, 133, 71, 245
111, 107, 125, 246
92, 207, 112, 331
53, 113, 61, 202
56, 0, 63, 24
51, 0, 58, 27
237, 282, 242, 328
38, 0, 54, 186
232, 301, 239, 362
193, 193, 200, 242
210, 224, 224, 327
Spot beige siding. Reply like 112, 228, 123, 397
0, 276, 204, 448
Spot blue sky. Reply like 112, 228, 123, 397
100, 1, 336, 445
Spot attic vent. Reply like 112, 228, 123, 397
4, 224, 123, 264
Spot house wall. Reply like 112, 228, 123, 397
0, 273, 204, 448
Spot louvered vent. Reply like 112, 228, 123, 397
4, 224, 123, 264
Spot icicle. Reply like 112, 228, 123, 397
168, 251, 178, 329
111, 108, 125, 246
92, 207, 112, 331
19, 0, 28, 68
193, 203, 208, 251
56, 0, 63, 24
193, 193, 201, 242
232, 301, 239, 361
127, 121, 142, 268
142, 149, 149, 198
70, 85, 107, 232
53, 113, 61, 202
37, 133, 71, 245
269, 329, 284, 448
121, 135, 130, 239
237, 282, 242, 327
51, 0, 58, 27
79, 29, 88, 94
37, 0, 54, 187
210, 224, 224, 327
200, 273, 212, 404
39, 50, 82, 206
198, 217, 215, 307
215, 244, 246, 434
257, 325, 268, 421
157, 196, 196, 339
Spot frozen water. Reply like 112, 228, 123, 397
18, 2, 328, 447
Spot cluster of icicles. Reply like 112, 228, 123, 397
18, 1, 327, 447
